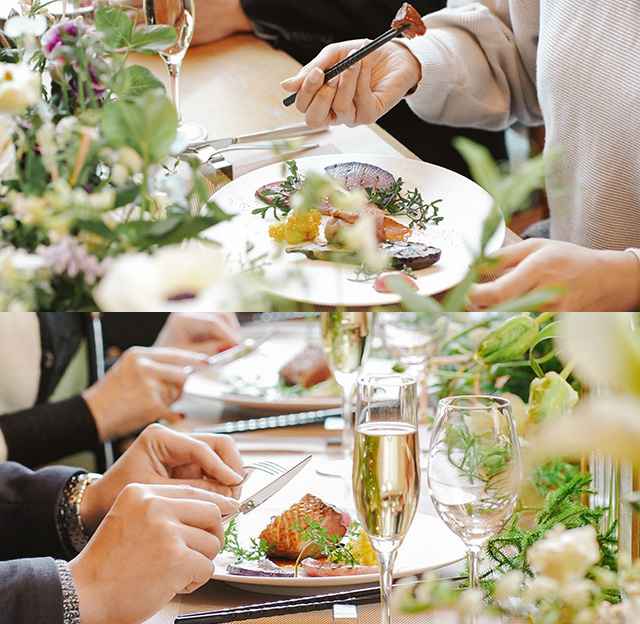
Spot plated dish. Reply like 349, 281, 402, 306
212, 512, 466, 596
184, 329, 342, 410
205, 154, 504, 307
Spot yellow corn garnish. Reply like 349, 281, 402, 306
268, 208, 322, 244
347, 528, 378, 566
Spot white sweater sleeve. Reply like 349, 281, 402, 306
401, 1, 542, 131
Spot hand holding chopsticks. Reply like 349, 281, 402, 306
282, 23, 410, 107
281, 3, 425, 108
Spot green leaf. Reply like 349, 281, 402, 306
94, 7, 134, 49
113, 183, 140, 209
452, 136, 501, 196
486, 287, 565, 312
130, 25, 177, 53
113, 214, 232, 249
74, 219, 120, 242
122, 65, 165, 98
101, 90, 178, 165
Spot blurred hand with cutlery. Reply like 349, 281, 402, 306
153, 312, 242, 356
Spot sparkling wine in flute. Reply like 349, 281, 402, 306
321, 312, 372, 450
353, 373, 419, 624
353, 421, 420, 542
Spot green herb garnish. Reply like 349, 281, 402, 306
221, 519, 273, 562
365, 179, 444, 229
252, 160, 302, 220
291, 516, 361, 575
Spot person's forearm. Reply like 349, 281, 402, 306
0, 395, 99, 468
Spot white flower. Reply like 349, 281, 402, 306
93, 243, 238, 311
493, 570, 524, 601
455, 588, 482, 619
573, 607, 597, 624
117, 147, 143, 174
559, 578, 598, 610
0, 115, 17, 180
527, 525, 600, 584
521, 575, 559, 606
0, 62, 41, 115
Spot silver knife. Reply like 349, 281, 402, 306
201, 330, 276, 370
222, 455, 312, 525
185, 123, 327, 163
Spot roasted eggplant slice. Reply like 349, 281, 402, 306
286, 241, 441, 270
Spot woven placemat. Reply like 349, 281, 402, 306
177, 580, 503, 624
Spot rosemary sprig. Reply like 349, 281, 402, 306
365, 179, 444, 229
291, 516, 361, 575
221, 519, 274, 562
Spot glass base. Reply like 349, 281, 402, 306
177, 120, 208, 145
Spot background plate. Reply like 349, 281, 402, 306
206, 154, 504, 307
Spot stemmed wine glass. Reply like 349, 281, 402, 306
426, 395, 521, 622
353, 373, 420, 624
378, 312, 449, 399
143, 0, 207, 144
321, 312, 373, 456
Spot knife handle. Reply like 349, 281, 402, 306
234, 123, 327, 145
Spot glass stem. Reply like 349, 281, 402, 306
377, 547, 398, 624
467, 547, 481, 624
340, 381, 353, 453
166, 59, 183, 124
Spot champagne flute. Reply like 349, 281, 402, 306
427, 395, 521, 622
353, 373, 420, 624
143, 0, 207, 144
321, 312, 373, 454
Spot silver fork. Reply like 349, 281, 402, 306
240, 460, 286, 485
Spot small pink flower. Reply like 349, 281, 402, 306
36, 237, 106, 284
40, 20, 81, 58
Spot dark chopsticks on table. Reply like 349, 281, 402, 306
174, 585, 380, 623
282, 23, 410, 107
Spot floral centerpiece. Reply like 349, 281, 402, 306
0, 3, 233, 310
393, 312, 640, 623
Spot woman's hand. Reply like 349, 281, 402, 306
280, 40, 421, 128
80, 424, 244, 535
82, 347, 211, 440
70, 483, 238, 624
154, 313, 241, 355
469, 239, 640, 311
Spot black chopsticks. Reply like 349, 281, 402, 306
282, 23, 410, 107
193, 407, 342, 435
174, 585, 380, 623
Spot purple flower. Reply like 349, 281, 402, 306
37, 238, 106, 285
40, 20, 84, 59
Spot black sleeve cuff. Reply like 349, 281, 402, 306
0, 395, 99, 468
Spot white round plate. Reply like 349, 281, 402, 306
205, 154, 504, 307
184, 327, 342, 410
212, 513, 466, 596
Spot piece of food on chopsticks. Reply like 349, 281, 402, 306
279, 344, 332, 389
391, 2, 427, 38
287, 241, 441, 271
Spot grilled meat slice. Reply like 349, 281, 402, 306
259, 493, 349, 560
392, 3, 427, 39
279, 344, 331, 389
